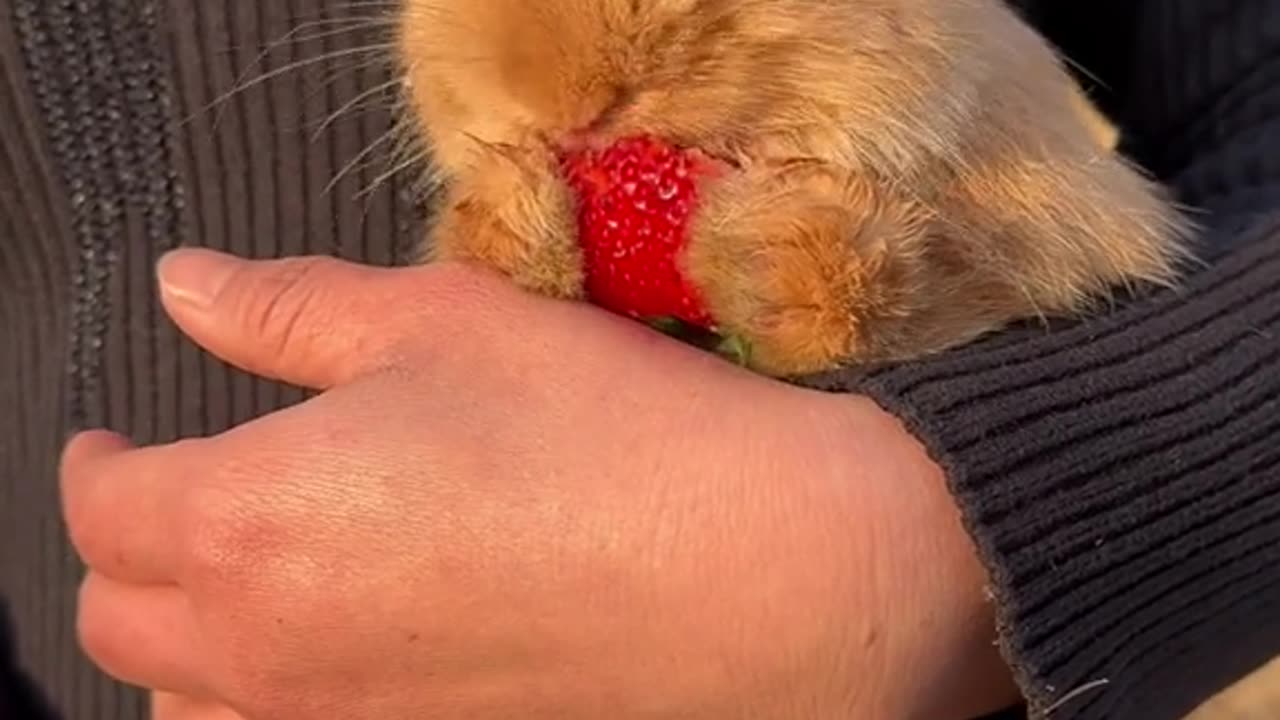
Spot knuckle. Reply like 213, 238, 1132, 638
178, 483, 277, 587
58, 433, 124, 560
64, 503, 104, 564
62, 483, 109, 566
75, 580, 120, 671
233, 256, 337, 359
75, 591, 106, 658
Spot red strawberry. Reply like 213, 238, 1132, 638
560, 135, 723, 330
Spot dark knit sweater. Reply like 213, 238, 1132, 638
1, 2, 1277, 719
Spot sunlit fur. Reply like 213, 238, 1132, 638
397, 0, 1193, 376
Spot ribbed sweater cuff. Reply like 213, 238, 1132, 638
803, 214, 1280, 719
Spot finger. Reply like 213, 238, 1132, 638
61, 430, 206, 584
78, 573, 211, 698
152, 693, 248, 720
156, 248, 412, 389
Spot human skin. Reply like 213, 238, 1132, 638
60, 249, 1017, 719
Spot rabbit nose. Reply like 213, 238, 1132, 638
562, 85, 638, 149
587, 85, 636, 130
560, 129, 594, 153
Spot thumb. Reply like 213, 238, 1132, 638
152, 692, 248, 720
156, 248, 403, 389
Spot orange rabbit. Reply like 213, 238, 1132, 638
396, 0, 1191, 376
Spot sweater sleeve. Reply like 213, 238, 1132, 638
801, 2, 1280, 719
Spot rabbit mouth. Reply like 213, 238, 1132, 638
677, 146, 741, 175
555, 124, 742, 172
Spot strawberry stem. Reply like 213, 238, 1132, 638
715, 334, 753, 367
646, 316, 690, 336
645, 316, 753, 368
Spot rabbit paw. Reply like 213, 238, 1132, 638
426, 143, 584, 299
686, 163, 931, 376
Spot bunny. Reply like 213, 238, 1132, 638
395, 0, 1192, 376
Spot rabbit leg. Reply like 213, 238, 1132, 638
426, 146, 584, 300
686, 163, 932, 377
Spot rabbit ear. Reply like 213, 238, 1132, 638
1069, 85, 1121, 151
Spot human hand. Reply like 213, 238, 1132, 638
151, 692, 245, 720
64, 249, 1015, 719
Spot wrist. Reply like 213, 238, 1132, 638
820, 395, 1020, 718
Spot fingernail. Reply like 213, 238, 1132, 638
157, 248, 238, 309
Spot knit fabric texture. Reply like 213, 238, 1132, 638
1, 1, 1277, 719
